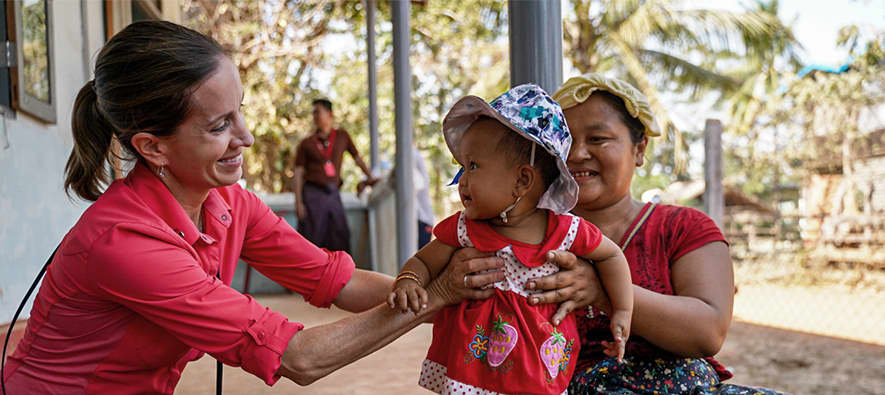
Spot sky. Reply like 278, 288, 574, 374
697, 0, 884, 67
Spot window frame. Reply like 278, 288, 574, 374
11, 0, 57, 124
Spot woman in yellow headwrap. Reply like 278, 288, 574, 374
523, 73, 783, 394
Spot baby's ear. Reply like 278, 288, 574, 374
514, 164, 537, 197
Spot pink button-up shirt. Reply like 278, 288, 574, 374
2, 163, 355, 394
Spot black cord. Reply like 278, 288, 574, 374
2, 245, 58, 395
216, 360, 223, 395
215, 267, 223, 395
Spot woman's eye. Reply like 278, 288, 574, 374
211, 119, 231, 133
469, 161, 478, 170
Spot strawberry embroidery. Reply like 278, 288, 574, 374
487, 315, 518, 367
539, 327, 574, 379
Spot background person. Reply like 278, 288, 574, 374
414, 145, 435, 249
293, 99, 378, 253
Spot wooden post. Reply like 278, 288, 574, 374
704, 119, 724, 229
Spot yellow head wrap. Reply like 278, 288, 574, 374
552, 73, 661, 137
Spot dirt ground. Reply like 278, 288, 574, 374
173, 293, 885, 395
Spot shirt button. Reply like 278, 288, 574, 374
258, 331, 265, 339
177, 230, 185, 237
221, 214, 229, 221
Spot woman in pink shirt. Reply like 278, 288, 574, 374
2, 21, 516, 394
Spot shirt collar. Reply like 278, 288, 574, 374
126, 162, 233, 245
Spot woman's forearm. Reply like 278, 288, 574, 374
280, 294, 442, 385
332, 269, 394, 313
628, 286, 728, 358
280, 250, 506, 386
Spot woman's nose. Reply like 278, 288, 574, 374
234, 115, 254, 148
568, 140, 591, 162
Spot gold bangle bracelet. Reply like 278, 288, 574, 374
400, 270, 421, 279
394, 273, 421, 287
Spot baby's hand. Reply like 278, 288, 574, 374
387, 276, 428, 314
601, 309, 631, 363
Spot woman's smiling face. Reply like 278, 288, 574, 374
564, 94, 646, 210
161, 56, 253, 192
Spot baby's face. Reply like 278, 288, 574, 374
457, 119, 520, 221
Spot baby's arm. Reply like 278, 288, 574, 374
582, 235, 633, 362
388, 239, 457, 314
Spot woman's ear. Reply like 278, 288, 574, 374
514, 164, 536, 197
634, 136, 649, 167
130, 132, 169, 168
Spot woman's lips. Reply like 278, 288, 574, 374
217, 153, 243, 165
570, 170, 599, 180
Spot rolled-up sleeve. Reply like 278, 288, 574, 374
89, 224, 301, 385
241, 190, 355, 308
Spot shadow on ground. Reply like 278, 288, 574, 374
170, 294, 884, 394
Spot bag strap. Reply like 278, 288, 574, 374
2, 244, 58, 395
619, 203, 657, 251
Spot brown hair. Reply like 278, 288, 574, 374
312, 98, 333, 113
64, 20, 225, 201
488, 119, 560, 190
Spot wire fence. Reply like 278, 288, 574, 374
724, 208, 885, 346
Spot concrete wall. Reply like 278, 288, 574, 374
0, 1, 105, 324
229, 192, 373, 294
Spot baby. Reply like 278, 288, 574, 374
389, 84, 633, 395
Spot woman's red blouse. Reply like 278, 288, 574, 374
2, 163, 355, 394
574, 203, 733, 380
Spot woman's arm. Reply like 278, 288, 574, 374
529, 242, 734, 358
628, 241, 733, 357
332, 269, 394, 313
279, 250, 506, 385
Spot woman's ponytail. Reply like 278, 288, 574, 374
64, 80, 116, 201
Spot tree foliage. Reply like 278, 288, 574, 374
183, 0, 508, 215
737, 27, 885, 213
181, 0, 827, 215
562, 0, 798, 177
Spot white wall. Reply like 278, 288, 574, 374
0, 1, 105, 324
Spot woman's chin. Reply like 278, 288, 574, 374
209, 170, 242, 188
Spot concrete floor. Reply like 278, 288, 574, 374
174, 294, 433, 395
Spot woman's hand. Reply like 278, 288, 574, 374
526, 250, 612, 325
426, 248, 505, 307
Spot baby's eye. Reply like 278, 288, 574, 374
468, 161, 478, 170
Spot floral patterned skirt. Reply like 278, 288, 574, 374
568, 357, 786, 395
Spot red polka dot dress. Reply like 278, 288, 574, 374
419, 211, 602, 395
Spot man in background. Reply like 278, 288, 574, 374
294, 99, 377, 253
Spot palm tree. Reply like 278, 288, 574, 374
563, 0, 800, 173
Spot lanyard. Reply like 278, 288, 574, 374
314, 129, 337, 160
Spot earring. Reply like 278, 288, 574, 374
157, 166, 166, 177
499, 196, 522, 224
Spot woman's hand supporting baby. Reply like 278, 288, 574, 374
389, 242, 507, 314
